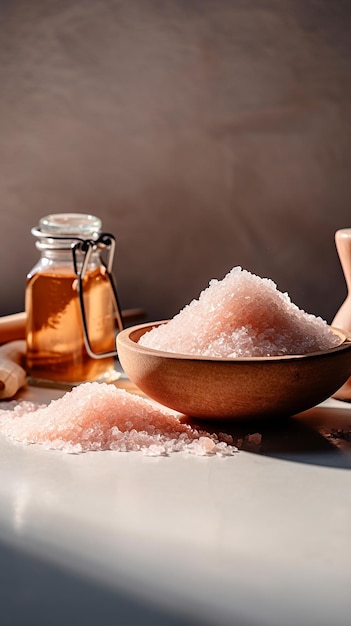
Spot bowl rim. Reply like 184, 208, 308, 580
117, 321, 351, 363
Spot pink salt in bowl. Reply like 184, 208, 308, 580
117, 322, 351, 420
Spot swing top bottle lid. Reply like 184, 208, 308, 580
32, 213, 102, 249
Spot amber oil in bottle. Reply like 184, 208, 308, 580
26, 213, 121, 385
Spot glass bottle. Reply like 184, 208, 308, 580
25, 213, 123, 385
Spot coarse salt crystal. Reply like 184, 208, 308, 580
246, 433, 262, 446
139, 266, 340, 357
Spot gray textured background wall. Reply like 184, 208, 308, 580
1, 0, 351, 323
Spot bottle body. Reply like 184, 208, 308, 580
25, 214, 120, 385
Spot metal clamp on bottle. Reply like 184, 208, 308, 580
72, 233, 124, 359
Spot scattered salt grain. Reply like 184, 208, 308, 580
139, 266, 340, 357
246, 433, 262, 446
218, 432, 234, 445
0, 382, 238, 457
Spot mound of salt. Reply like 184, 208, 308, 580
0, 382, 237, 456
139, 267, 340, 357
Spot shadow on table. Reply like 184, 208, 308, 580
184, 405, 351, 469
0, 540, 211, 626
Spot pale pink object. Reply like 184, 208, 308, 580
139, 267, 339, 357
331, 229, 351, 400
332, 229, 351, 332
0, 382, 237, 456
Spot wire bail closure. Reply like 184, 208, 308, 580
72, 233, 123, 359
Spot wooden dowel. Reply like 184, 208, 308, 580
0, 312, 26, 344
0, 308, 146, 345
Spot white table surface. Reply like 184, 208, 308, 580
0, 381, 351, 626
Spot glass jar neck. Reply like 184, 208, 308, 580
39, 247, 101, 265
32, 213, 102, 252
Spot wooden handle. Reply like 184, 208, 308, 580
0, 340, 27, 399
0, 308, 146, 345
0, 312, 26, 344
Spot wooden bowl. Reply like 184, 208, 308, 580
116, 322, 351, 420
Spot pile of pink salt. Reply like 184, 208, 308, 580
139, 266, 340, 357
0, 382, 237, 456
